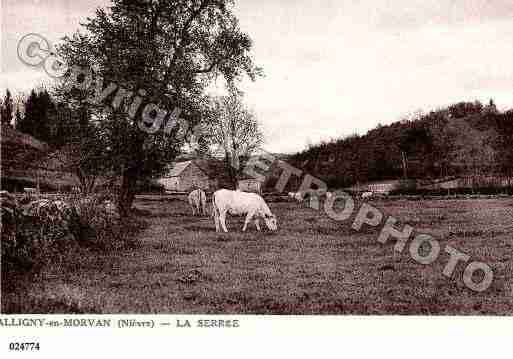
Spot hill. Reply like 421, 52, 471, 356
1, 125, 77, 191
286, 101, 513, 189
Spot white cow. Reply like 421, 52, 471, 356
23, 187, 37, 194
326, 191, 333, 200
293, 192, 304, 202
212, 189, 277, 233
188, 189, 207, 216
294, 190, 326, 203
361, 191, 374, 199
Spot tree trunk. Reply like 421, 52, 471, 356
77, 169, 97, 196
117, 129, 146, 217
86, 177, 97, 195
225, 154, 238, 190
401, 151, 408, 180
117, 167, 138, 218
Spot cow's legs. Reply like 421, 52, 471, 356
214, 208, 220, 232
254, 218, 261, 231
220, 212, 229, 232
201, 195, 207, 216
243, 212, 254, 232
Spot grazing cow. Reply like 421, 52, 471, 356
212, 189, 277, 233
188, 189, 207, 216
23, 187, 37, 194
293, 192, 304, 202
361, 191, 374, 199
295, 190, 326, 203
288, 191, 306, 202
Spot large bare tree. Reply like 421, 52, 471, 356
205, 86, 263, 187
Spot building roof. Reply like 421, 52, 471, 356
238, 177, 265, 183
166, 160, 211, 178
166, 161, 193, 177
162, 158, 232, 188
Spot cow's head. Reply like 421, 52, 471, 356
264, 214, 278, 231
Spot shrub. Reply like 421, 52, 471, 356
1, 192, 138, 274
70, 195, 139, 250
2, 195, 81, 273
1, 191, 32, 271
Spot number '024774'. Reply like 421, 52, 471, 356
9, 342, 41, 351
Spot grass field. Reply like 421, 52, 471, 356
3, 196, 513, 314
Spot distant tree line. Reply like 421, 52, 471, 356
1, 87, 86, 149
288, 100, 513, 189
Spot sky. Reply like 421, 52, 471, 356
3, 0, 513, 153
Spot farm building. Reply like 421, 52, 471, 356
418, 177, 461, 191
158, 161, 213, 192
348, 179, 416, 195
237, 177, 264, 193
157, 157, 270, 193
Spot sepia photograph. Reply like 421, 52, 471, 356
1, 0, 513, 319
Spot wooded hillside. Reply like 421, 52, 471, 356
288, 101, 513, 189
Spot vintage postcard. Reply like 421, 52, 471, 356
1, 0, 512, 356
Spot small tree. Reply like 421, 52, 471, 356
16, 90, 36, 135
14, 107, 23, 129
42, 103, 109, 194
1, 89, 14, 126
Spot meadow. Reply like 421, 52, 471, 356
3, 196, 513, 314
